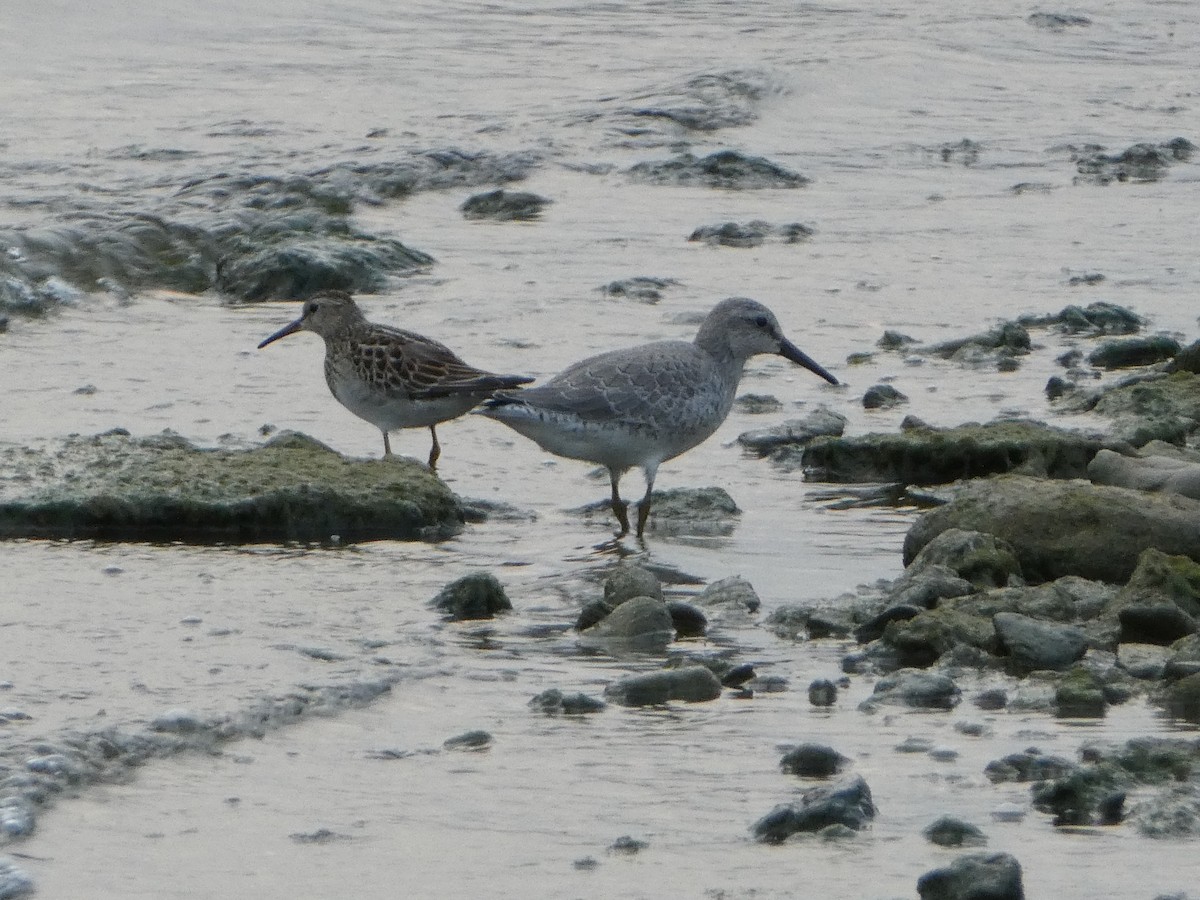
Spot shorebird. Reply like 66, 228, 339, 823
478, 297, 838, 538
257, 290, 533, 468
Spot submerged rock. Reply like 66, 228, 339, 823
1018, 301, 1143, 335
779, 743, 850, 777
1088, 335, 1182, 369
803, 419, 1106, 485
0, 857, 34, 899
923, 815, 988, 847
903, 475, 1200, 583
528, 689, 606, 716
917, 851, 1025, 900
752, 775, 877, 842
862, 384, 908, 410
860, 669, 961, 711
431, 572, 512, 621
0, 430, 462, 543
579, 596, 675, 653
459, 189, 551, 221
736, 405, 847, 455
603, 666, 722, 706
688, 220, 813, 247
627, 149, 809, 189
599, 276, 680, 304
604, 564, 664, 605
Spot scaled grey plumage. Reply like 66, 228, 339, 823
479, 297, 838, 537
258, 290, 533, 467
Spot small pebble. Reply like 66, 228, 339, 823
928, 745, 960, 762
991, 802, 1026, 823
895, 737, 935, 753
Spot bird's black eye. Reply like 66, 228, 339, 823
308, 302, 320, 314
755, 315, 769, 328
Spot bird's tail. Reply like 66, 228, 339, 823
411, 374, 534, 400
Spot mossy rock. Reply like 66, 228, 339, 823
803, 419, 1106, 485
0, 430, 462, 543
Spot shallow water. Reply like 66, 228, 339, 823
3, 0, 1200, 897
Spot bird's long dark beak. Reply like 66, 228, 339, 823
780, 337, 839, 385
257, 317, 305, 349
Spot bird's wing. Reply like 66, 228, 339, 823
360, 327, 531, 399
503, 341, 712, 426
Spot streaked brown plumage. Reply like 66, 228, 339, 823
257, 290, 533, 467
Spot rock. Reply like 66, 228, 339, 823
1163, 673, 1200, 722
575, 599, 614, 631
528, 689, 606, 716
1055, 667, 1106, 717
1074, 138, 1194, 184
607, 835, 648, 854
879, 608, 995, 669
1088, 335, 1182, 369
970, 689, 1006, 711
862, 384, 908, 409
1118, 643, 1171, 680
459, 189, 550, 220
666, 601, 708, 637
736, 406, 847, 454
993, 613, 1087, 672
1168, 338, 1200, 374
1119, 605, 1197, 645
600, 276, 680, 304
721, 663, 756, 688
603, 666, 722, 706
861, 669, 961, 710
0, 857, 34, 899
751, 775, 877, 843
443, 730, 492, 751
604, 564, 663, 605
734, 393, 783, 414
807, 679, 838, 706
803, 419, 1105, 485
150, 708, 205, 733
1089, 449, 1200, 500
638, 486, 740, 535
922, 815, 987, 847
579, 596, 675, 652
779, 743, 850, 777
984, 749, 1075, 784
0, 430, 463, 542
854, 604, 923, 643
903, 475, 1200, 584
885, 565, 975, 609
628, 149, 810, 189
1019, 300, 1143, 335
1090, 371, 1200, 428
693, 575, 760, 614
688, 220, 813, 247
906, 528, 1022, 589
431, 572, 512, 621
1113, 548, 1200, 618
916, 852, 1025, 900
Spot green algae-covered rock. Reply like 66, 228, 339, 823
803, 419, 1106, 485
0, 430, 462, 543
904, 475, 1200, 584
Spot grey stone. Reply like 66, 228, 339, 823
993, 612, 1087, 671
779, 743, 850, 777
431, 572, 512, 621
579, 596, 675, 653
923, 815, 987, 847
917, 852, 1025, 900
603, 666, 722, 706
604, 564, 663, 605
752, 775, 877, 842
904, 475, 1200, 584
861, 669, 961, 710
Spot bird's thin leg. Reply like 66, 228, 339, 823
427, 426, 441, 471
635, 465, 657, 539
383, 431, 393, 457
609, 468, 630, 537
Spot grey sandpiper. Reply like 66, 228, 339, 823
478, 296, 838, 538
